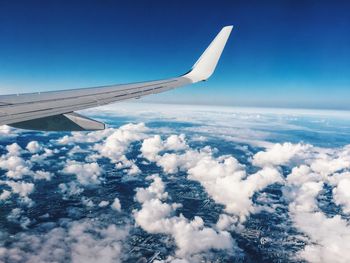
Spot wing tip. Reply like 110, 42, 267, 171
183, 25, 233, 83
223, 25, 234, 30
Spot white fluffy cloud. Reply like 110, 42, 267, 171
133, 175, 234, 259
0, 189, 11, 200
56, 123, 147, 182
26, 141, 42, 154
6, 181, 34, 197
0, 125, 12, 134
33, 170, 53, 181
72, 123, 147, 176
63, 161, 102, 186
187, 151, 282, 221
94, 123, 148, 162
56, 128, 115, 145
0, 219, 129, 263
135, 174, 168, 203
140, 132, 350, 262
0, 143, 29, 179
0, 125, 18, 138
140, 135, 163, 161
253, 142, 312, 167
111, 198, 121, 211
0, 180, 34, 206
332, 177, 350, 214
141, 136, 282, 222
311, 145, 350, 176
0, 143, 52, 181
141, 134, 187, 162
236, 139, 350, 263
30, 148, 55, 163
254, 142, 350, 263
0, 154, 31, 179
286, 179, 350, 263
98, 200, 110, 207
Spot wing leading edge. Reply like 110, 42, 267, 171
0, 26, 233, 131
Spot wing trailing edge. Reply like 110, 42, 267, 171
9, 112, 105, 131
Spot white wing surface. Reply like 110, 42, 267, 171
0, 26, 233, 131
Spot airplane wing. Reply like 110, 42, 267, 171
0, 26, 233, 131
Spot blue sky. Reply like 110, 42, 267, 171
0, 0, 349, 110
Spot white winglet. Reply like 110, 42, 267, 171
184, 25, 233, 83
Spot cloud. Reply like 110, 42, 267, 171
30, 148, 55, 163
133, 175, 234, 259
0, 143, 30, 179
7, 208, 31, 229
69, 221, 128, 263
0, 154, 31, 179
140, 134, 187, 162
141, 136, 282, 222
59, 181, 84, 198
6, 143, 23, 155
0, 125, 12, 135
56, 128, 115, 145
187, 154, 281, 221
247, 141, 350, 262
332, 177, 350, 214
0, 143, 52, 181
58, 123, 146, 176
92, 123, 147, 176
81, 197, 94, 207
0, 180, 35, 206
140, 135, 163, 161
139, 131, 350, 262
5, 181, 34, 197
135, 174, 168, 203
0, 219, 129, 263
140, 138, 213, 174
310, 145, 350, 176
98, 200, 110, 207
93, 123, 148, 162
0, 142, 56, 207
216, 214, 238, 231
85, 103, 329, 147
68, 145, 87, 156
114, 157, 141, 176
164, 134, 187, 151
26, 141, 42, 154
111, 198, 121, 211
285, 178, 350, 263
126, 162, 141, 176
0, 125, 19, 139
252, 142, 312, 167
33, 170, 53, 181
253, 142, 350, 263
63, 161, 102, 186
0, 189, 11, 200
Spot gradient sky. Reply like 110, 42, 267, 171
0, 0, 349, 110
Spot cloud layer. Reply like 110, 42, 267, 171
1, 105, 350, 262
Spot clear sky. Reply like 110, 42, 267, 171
0, 0, 349, 110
